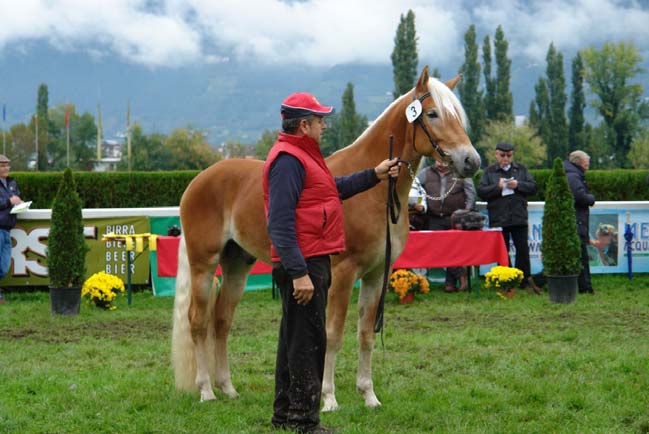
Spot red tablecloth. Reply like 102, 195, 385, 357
157, 230, 508, 277
392, 230, 509, 269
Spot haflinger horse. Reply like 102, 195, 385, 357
171, 66, 480, 408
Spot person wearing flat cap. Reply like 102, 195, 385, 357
0, 154, 22, 304
477, 142, 540, 296
263, 92, 399, 434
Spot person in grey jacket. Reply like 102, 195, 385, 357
477, 142, 540, 295
564, 150, 596, 294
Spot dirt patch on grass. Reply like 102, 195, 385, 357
0, 318, 171, 344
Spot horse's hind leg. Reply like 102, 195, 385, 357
188, 261, 220, 402
322, 262, 357, 412
356, 271, 383, 408
210, 245, 252, 398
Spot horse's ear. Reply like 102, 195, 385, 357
445, 74, 463, 90
416, 65, 430, 91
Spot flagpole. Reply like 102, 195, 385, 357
127, 100, 131, 172
34, 114, 38, 171
65, 104, 70, 167
2, 103, 6, 155
97, 103, 102, 161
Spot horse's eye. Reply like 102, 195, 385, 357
426, 110, 438, 119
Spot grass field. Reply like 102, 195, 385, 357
1, 274, 649, 434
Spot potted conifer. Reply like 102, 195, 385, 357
541, 158, 582, 303
47, 168, 89, 315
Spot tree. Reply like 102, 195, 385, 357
627, 128, 649, 168
582, 41, 646, 167
493, 26, 513, 122
36, 84, 49, 170
545, 43, 569, 164
255, 129, 277, 160
532, 77, 550, 152
482, 35, 496, 120
458, 25, 485, 144
8, 123, 35, 170
431, 67, 441, 78
475, 121, 547, 169
391, 9, 418, 99
320, 114, 341, 157
339, 83, 368, 149
165, 128, 220, 170
568, 52, 587, 152
321, 83, 368, 157
122, 123, 170, 171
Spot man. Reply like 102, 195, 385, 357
412, 159, 476, 292
263, 92, 399, 434
564, 150, 596, 294
0, 155, 22, 304
477, 142, 540, 296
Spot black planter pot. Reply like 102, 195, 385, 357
547, 275, 578, 304
49, 286, 81, 315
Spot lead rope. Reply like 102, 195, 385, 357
374, 136, 401, 340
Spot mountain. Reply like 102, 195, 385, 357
1, 42, 646, 145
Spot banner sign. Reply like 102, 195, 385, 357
7, 215, 150, 286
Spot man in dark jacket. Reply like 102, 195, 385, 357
0, 154, 23, 304
477, 142, 540, 295
564, 150, 596, 294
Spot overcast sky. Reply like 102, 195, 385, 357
0, 0, 647, 69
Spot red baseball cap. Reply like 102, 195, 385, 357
281, 92, 335, 119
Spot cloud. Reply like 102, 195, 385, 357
0, 0, 646, 68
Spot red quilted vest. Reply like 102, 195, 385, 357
263, 132, 345, 262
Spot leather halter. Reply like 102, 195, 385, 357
411, 91, 449, 160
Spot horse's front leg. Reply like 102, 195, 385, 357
356, 273, 383, 408
188, 268, 219, 402
211, 262, 249, 399
322, 264, 356, 412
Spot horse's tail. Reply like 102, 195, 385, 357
171, 235, 217, 391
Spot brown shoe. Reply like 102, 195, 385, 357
444, 284, 457, 293
527, 277, 542, 295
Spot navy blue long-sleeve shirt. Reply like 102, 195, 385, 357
267, 153, 380, 278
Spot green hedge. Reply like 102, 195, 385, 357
14, 171, 199, 209
10, 168, 649, 209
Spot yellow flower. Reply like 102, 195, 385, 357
81, 272, 125, 310
389, 269, 429, 301
484, 266, 523, 292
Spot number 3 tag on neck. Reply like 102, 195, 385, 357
405, 100, 422, 123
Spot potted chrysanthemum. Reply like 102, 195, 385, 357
82, 272, 125, 310
389, 269, 430, 304
484, 266, 524, 299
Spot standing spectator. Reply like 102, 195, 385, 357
0, 155, 22, 304
413, 159, 476, 292
564, 150, 596, 294
477, 143, 540, 296
263, 92, 400, 434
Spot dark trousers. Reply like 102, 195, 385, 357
578, 235, 593, 293
272, 256, 331, 431
502, 225, 531, 280
427, 215, 466, 286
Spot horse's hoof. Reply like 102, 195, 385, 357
200, 389, 217, 402
363, 394, 381, 408
321, 395, 339, 412
217, 382, 240, 399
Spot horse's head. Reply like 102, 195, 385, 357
408, 66, 481, 178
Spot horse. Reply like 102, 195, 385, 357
171, 65, 480, 408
